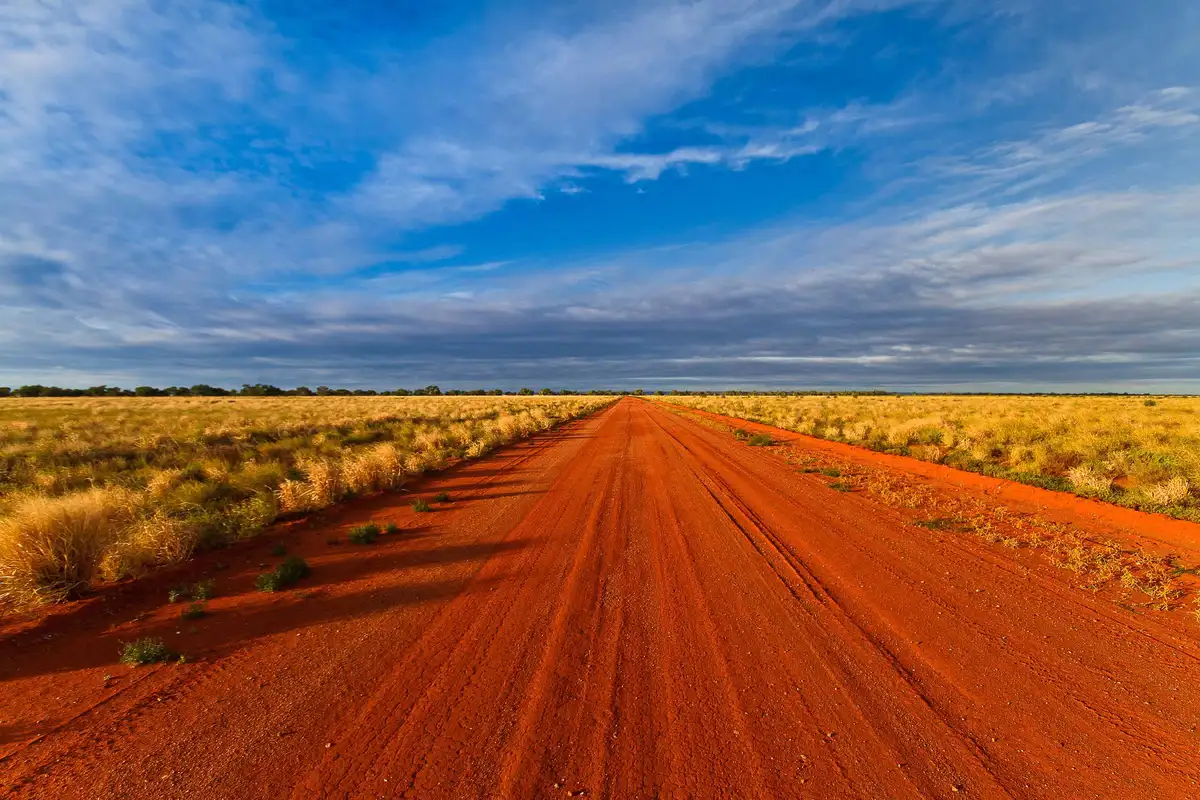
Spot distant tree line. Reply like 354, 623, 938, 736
0, 384, 621, 398
0, 385, 1175, 399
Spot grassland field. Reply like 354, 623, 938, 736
0, 395, 612, 608
656, 394, 1200, 522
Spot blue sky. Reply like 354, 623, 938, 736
1, 0, 1198, 391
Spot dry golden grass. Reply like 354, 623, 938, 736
0, 488, 138, 605
0, 396, 612, 607
658, 395, 1200, 521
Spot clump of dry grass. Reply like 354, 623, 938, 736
1066, 465, 1113, 495
99, 513, 202, 582
1142, 476, 1190, 506
0, 488, 138, 606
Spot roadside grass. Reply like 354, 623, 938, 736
829, 482, 853, 492
255, 556, 310, 593
669, 405, 1197, 614
657, 395, 1200, 523
861, 460, 1191, 611
411, 498, 432, 513
0, 396, 613, 609
747, 434, 773, 447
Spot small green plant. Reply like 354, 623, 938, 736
914, 518, 958, 530
1144, 399, 1157, 407
191, 579, 215, 600
119, 637, 176, 666
412, 498, 432, 513
255, 556, 310, 592
180, 602, 206, 620
347, 523, 380, 544
829, 482, 852, 492
270, 543, 288, 557
167, 585, 189, 603
432, 491, 451, 503
747, 434, 772, 447
733, 428, 750, 441
383, 522, 400, 535
820, 468, 842, 478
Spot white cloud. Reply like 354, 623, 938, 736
2, 0, 1200, 388
350, 0, 913, 221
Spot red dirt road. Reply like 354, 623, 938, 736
3, 398, 1200, 798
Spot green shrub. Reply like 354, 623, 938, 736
747, 434, 772, 446
411, 498, 431, 513
180, 602, 206, 620
168, 585, 189, 603
255, 555, 310, 592
432, 491, 451, 503
820, 468, 842, 478
347, 523, 380, 544
119, 637, 176, 666
383, 522, 400, 535
191, 579, 215, 600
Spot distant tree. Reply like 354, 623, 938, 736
315, 385, 332, 396
134, 386, 163, 397
517, 387, 534, 395
0, 387, 10, 397
240, 383, 283, 396
290, 386, 314, 396
393, 388, 410, 396
16, 385, 51, 397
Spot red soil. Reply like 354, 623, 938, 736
2, 398, 1199, 798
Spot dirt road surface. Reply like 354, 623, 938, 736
3, 398, 1199, 799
